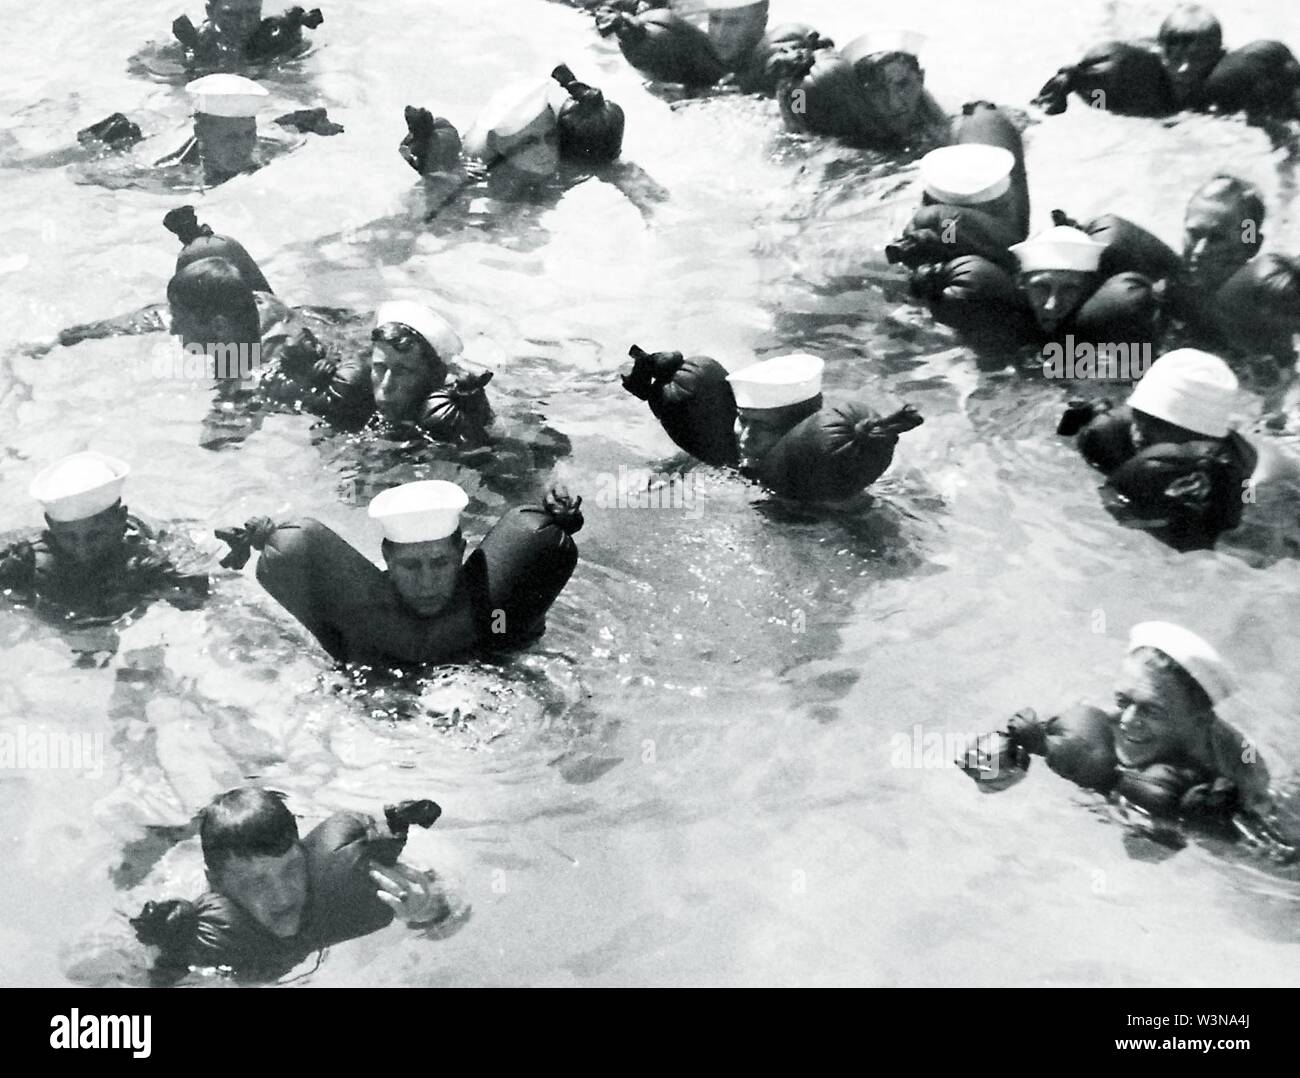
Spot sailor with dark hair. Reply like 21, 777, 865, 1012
131, 787, 448, 982
1033, 3, 1300, 121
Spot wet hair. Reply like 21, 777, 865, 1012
1130, 645, 1215, 715
167, 256, 260, 341
200, 787, 298, 874
1157, 4, 1223, 52
1190, 174, 1266, 231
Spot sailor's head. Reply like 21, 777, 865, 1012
1113, 621, 1234, 768
371, 481, 469, 617
705, 0, 770, 67
1125, 347, 1237, 447
1183, 174, 1265, 292
369, 301, 463, 423
201, 787, 307, 939
167, 256, 260, 349
1010, 226, 1106, 334
849, 30, 928, 139
206, 0, 264, 44
727, 353, 824, 472
185, 74, 266, 181
918, 142, 1017, 231
1157, 4, 1224, 104
30, 452, 131, 566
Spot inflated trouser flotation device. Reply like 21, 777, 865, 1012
165, 205, 273, 294
216, 492, 582, 664
908, 206, 1169, 350
595, 8, 727, 88
1032, 40, 1174, 117
757, 402, 923, 501
774, 46, 875, 144
246, 6, 324, 62
130, 801, 440, 980
736, 23, 832, 96
1061, 401, 1257, 549
467, 488, 583, 646
622, 344, 923, 501
1209, 254, 1300, 362
622, 345, 739, 466
551, 65, 625, 164
890, 101, 1030, 259
1199, 40, 1300, 118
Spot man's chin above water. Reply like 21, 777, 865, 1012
263, 908, 303, 938
404, 595, 450, 617
1115, 733, 1160, 768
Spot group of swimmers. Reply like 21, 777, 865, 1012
5, 0, 1300, 981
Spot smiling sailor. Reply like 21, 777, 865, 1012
957, 621, 1294, 857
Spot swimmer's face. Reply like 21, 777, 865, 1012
735, 407, 799, 471
1159, 33, 1221, 104
383, 534, 466, 617
214, 844, 308, 938
1112, 653, 1208, 768
46, 503, 127, 566
195, 115, 258, 180
1130, 408, 1202, 449
860, 55, 926, 137
1019, 270, 1095, 333
707, 6, 768, 66
370, 330, 445, 422
1183, 195, 1261, 292
207, 0, 263, 44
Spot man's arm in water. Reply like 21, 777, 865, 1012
24, 303, 170, 356
599, 161, 670, 221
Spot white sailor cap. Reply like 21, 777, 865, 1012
844, 28, 927, 59
920, 144, 1015, 206
1128, 621, 1236, 705
1127, 348, 1238, 438
1010, 225, 1106, 274
374, 300, 464, 360
186, 74, 269, 119
30, 451, 130, 523
728, 353, 824, 410
369, 480, 469, 544
463, 79, 560, 158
